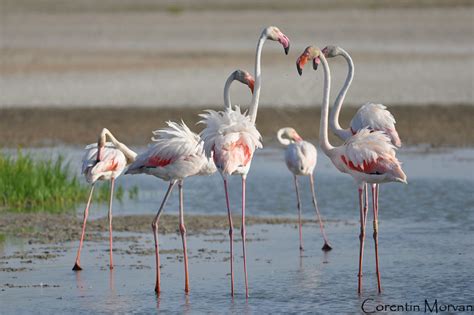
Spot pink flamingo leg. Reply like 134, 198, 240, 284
152, 181, 176, 294
241, 175, 249, 298
293, 176, 304, 251
73, 184, 95, 271
363, 184, 369, 230
372, 184, 382, 293
178, 180, 190, 293
309, 175, 332, 251
108, 178, 115, 270
223, 178, 235, 296
357, 185, 366, 294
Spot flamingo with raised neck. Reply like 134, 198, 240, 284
200, 26, 290, 298
297, 45, 407, 294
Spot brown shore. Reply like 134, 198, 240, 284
0, 212, 339, 245
1, 105, 473, 148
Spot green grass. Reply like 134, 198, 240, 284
0, 151, 138, 212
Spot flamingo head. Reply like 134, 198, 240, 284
296, 46, 321, 75
263, 26, 290, 55
322, 45, 342, 58
233, 69, 255, 93
277, 127, 303, 144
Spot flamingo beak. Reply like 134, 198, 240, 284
247, 77, 255, 94
296, 54, 309, 76
294, 133, 303, 142
313, 56, 321, 70
278, 33, 290, 55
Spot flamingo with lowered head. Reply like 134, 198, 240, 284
297, 45, 407, 294
73, 128, 137, 271
322, 45, 402, 237
277, 127, 331, 251
124, 70, 254, 294
200, 26, 290, 298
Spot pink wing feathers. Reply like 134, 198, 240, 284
82, 143, 127, 182
199, 106, 262, 175
340, 128, 406, 181
126, 121, 204, 174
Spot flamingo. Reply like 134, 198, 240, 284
125, 121, 215, 294
124, 71, 254, 294
199, 26, 290, 298
276, 127, 331, 251
322, 45, 402, 234
73, 128, 137, 271
297, 46, 407, 293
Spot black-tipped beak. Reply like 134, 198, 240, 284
284, 43, 290, 55
313, 59, 318, 70
297, 63, 303, 76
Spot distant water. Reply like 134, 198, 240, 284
1, 146, 473, 313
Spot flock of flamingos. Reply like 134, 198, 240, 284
71, 26, 407, 298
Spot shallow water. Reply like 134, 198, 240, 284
1, 146, 473, 313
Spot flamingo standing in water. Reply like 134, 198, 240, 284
322, 45, 402, 237
297, 46, 407, 293
200, 26, 290, 298
73, 128, 137, 271
125, 121, 216, 294
124, 71, 254, 294
277, 127, 331, 251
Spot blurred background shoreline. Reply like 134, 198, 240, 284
1, 105, 472, 147
1, 0, 473, 147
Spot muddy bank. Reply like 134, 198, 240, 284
0, 212, 344, 245
1, 105, 472, 148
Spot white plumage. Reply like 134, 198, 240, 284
277, 127, 332, 251
82, 142, 127, 184
126, 121, 216, 181
199, 106, 262, 176
285, 141, 317, 176
343, 128, 396, 169
350, 103, 401, 147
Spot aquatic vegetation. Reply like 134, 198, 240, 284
0, 151, 137, 212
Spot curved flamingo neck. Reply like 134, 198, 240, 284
319, 55, 335, 155
249, 35, 266, 124
99, 128, 137, 164
223, 72, 236, 110
329, 48, 354, 141
276, 129, 291, 146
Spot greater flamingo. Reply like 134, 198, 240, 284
73, 128, 137, 271
297, 46, 407, 293
322, 45, 402, 232
277, 127, 331, 251
123, 68, 253, 294
199, 26, 290, 298
125, 121, 216, 294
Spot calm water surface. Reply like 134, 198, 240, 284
1, 146, 473, 314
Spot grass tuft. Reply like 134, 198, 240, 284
0, 151, 135, 212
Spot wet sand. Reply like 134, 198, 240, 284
0, 105, 472, 148
0, 212, 331, 245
